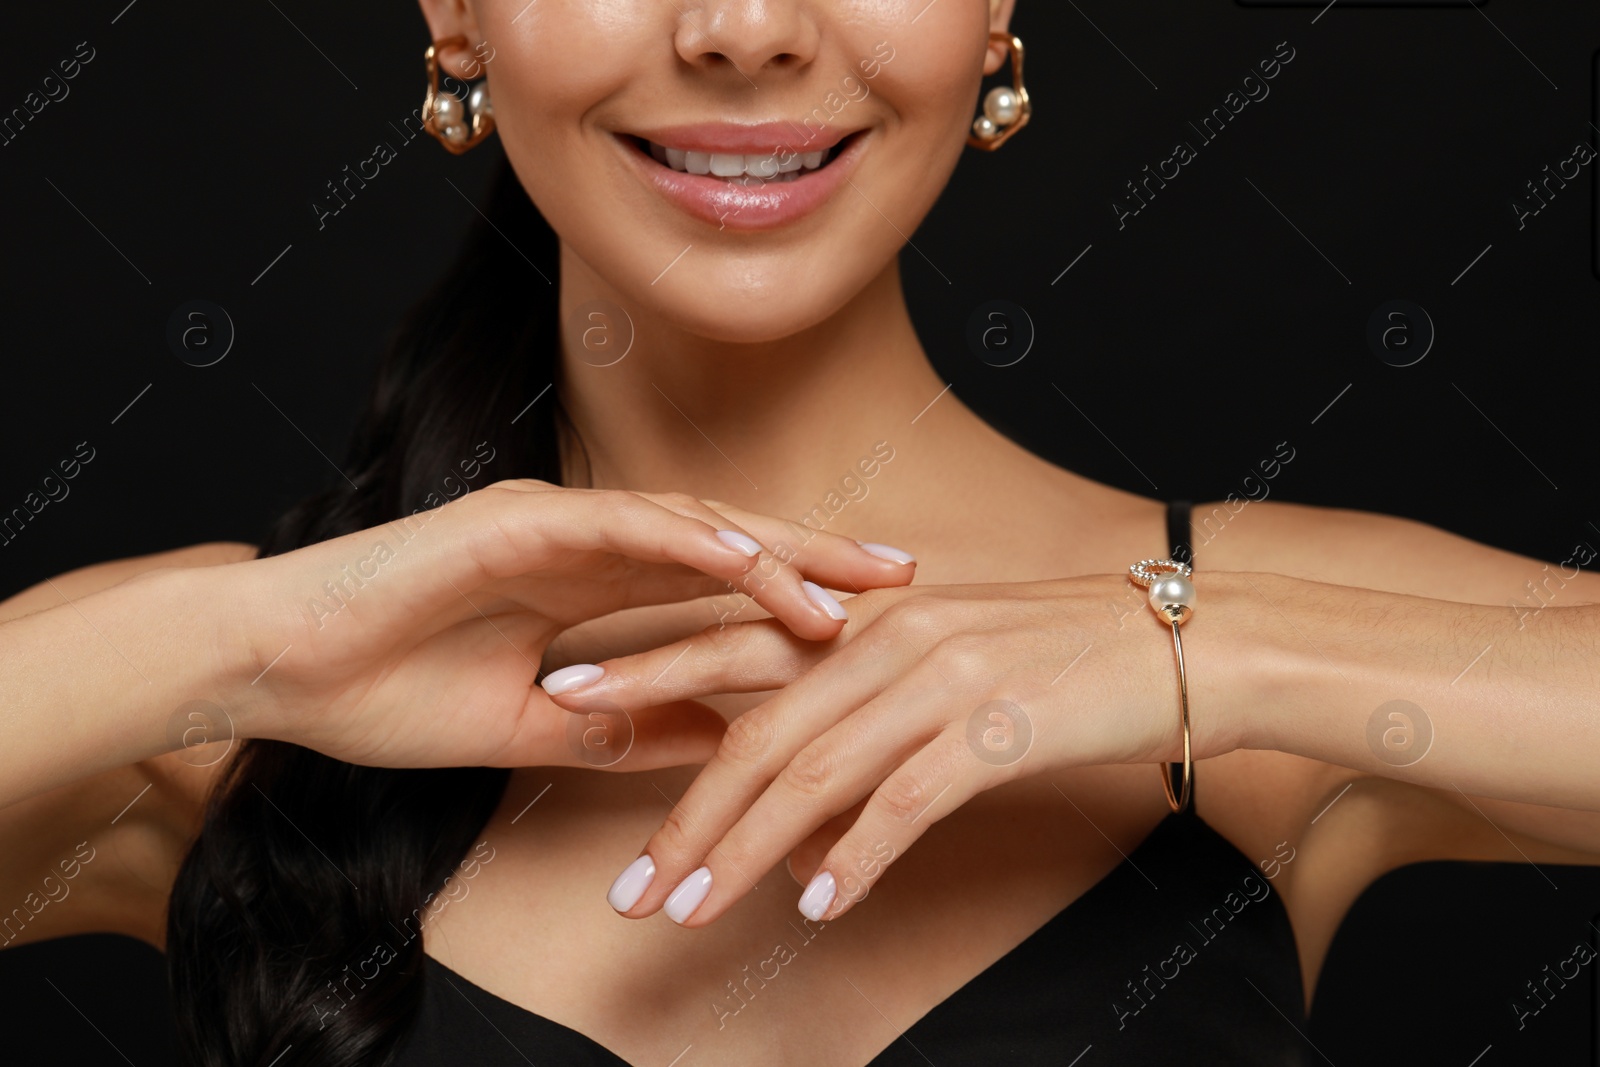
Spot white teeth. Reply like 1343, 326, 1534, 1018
647, 140, 834, 178
709, 153, 744, 177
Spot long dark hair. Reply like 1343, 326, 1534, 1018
167, 157, 568, 1067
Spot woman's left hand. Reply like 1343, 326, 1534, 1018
541, 575, 1251, 925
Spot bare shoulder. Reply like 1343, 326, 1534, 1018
1188, 498, 1600, 605
0, 541, 259, 623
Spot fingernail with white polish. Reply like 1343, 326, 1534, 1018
607, 855, 655, 913
664, 866, 713, 924
856, 541, 916, 565
802, 580, 848, 621
541, 663, 604, 695
716, 530, 764, 557
798, 870, 837, 921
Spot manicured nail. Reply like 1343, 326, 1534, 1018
801, 580, 848, 621
716, 530, 763, 557
664, 866, 713, 924
607, 855, 655, 913
541, 663, 604, 695
798, 870, 837, 921
856, 541, 916, 565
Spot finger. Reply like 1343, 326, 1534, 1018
540, 617, 823, 709
543, 492, 917, 629
327, 486, 770, 632
540, 587, 924, 715
797, 730, 991, 922
490, 694, 729, 773
537, 585, 933, 709
567, 699, 730, 772
786, 800, 866, 886
661, 496, 919, 595
474, 486, 774, 583
636, 674, 961, 927
586, 599, 1026, 922
640, 493, 917, 640
597, 630, 917, 922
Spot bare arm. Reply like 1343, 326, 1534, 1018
0, 484, 918, 947
0, 548, 258, 810
1205, 570, 1600, 809
1194, 500, 1600, 856
0, 543, 256, 949
528, 499, 1600, 930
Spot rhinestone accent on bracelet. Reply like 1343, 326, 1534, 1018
1128, 558, 1193, 587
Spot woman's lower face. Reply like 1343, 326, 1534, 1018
420, 0, 1003, 341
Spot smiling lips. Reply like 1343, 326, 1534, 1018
617, 122, 866, 231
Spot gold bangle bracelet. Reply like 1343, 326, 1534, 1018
1128, 559, 1196, 813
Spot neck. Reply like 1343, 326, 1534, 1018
554, 244, 962, 520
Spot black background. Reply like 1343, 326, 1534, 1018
2, 0, 1598, 1063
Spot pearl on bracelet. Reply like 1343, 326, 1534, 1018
1147, 573, 1196, 626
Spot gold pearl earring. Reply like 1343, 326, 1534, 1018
968, 32, 1031, 151
423, 35, 495, 154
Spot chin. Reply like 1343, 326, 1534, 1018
639, 259, 866, 345
546, 187, 890, 345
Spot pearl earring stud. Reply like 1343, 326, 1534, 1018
968, 32, 1032, 151
422, 35, 497, 154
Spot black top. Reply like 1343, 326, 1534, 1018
392, 500, 1311, 1066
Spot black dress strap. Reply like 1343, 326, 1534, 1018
1164, 500, 1196, 813
1166, 499, 1193, 568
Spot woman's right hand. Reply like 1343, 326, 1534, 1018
218, 480, 914, 772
